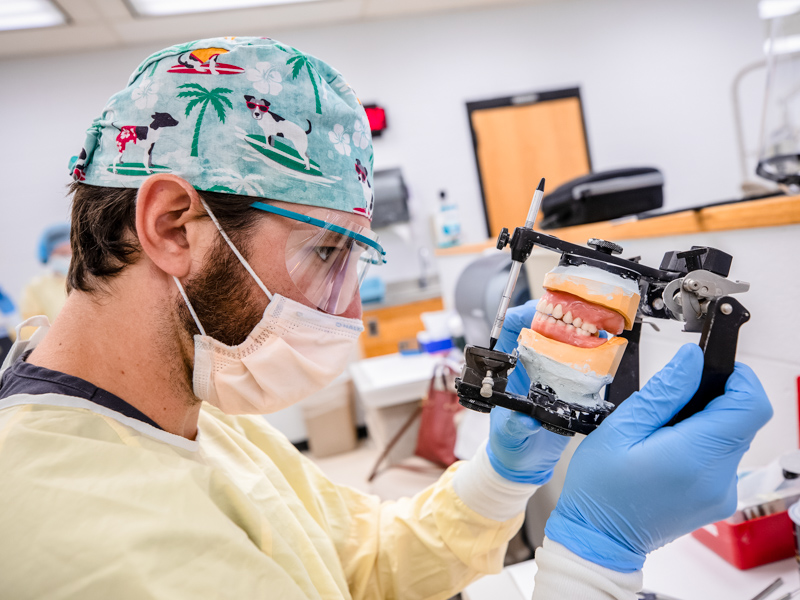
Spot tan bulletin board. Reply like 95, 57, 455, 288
467, 88, 592, 238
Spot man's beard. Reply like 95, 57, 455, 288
168, 236, 266, 405
177, 236, 266, 348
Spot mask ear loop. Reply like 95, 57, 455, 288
173, 276, 207, 337
199, 199, 273, 301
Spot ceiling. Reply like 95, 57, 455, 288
0, 0, 538, 58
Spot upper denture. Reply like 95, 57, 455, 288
530, 290, 625, 349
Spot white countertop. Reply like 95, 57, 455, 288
643, 533, 798, 600
464, 534, 799, 600
349, 352, 443, 408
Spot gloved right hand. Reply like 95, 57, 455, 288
544, 343, 772, 573
487, 299, 572, 485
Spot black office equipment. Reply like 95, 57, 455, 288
371, 168, 410, 229
540, 167, 664, 229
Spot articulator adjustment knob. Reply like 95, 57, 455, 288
497, 228, 511, 250
587, 238, 623, 256
676, 248, 707, 272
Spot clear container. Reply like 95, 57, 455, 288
757, 1, 800, 187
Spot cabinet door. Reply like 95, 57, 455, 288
468, 89, 591, 238
361, 297, 444, 358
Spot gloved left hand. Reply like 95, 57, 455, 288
544, 344, 773, 572
487, 300, 572, 485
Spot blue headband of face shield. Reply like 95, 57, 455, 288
250, 202, 386, 315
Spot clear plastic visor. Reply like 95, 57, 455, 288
251, 202, 385, 315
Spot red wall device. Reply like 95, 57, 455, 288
364, 105, 387, 137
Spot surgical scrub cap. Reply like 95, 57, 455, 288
70, 37, 375, 220
37, 223, 70, 264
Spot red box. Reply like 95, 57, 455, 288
364, 105, 387, 135
692, 510, 795, 569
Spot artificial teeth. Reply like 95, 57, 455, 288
573, 317, 583, 328
547, 316, 557, 324
563, 311, 573, 324
581, 322, 597, 334
545, 303, 554, 315
552, 304, 563, 319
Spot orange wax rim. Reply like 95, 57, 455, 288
542, 272, 641, 330
518, 328, 628, 378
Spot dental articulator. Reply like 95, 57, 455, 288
455, 178, 752, 436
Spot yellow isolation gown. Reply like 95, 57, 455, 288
0, 393, 524, 599
20, 273, 67, 324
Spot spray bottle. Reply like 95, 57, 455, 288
434, 190, 461, 248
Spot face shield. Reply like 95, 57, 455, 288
251, 202, 386, 315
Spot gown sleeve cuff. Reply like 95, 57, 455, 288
452, 441, 539, 522
532, 537, 643, 600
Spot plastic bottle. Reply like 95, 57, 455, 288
434, 190, 461, 248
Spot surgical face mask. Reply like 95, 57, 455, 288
48, 255, 71, 277
175, 201, 364, 414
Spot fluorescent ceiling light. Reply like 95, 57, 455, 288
759, 0, 800, 20
0, 0, 66, 32
128, 0, 318, 17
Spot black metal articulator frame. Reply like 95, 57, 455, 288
455, 225, 751, 437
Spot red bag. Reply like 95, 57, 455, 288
367, 364, 462, 482
414, 365, 463, 467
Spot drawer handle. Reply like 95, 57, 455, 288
367, 318, 379, 337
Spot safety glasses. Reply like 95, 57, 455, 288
251, 201, 386, 315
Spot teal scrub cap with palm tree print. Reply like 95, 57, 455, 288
69, 37, 375, 221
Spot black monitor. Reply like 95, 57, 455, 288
371, 168, 410, 229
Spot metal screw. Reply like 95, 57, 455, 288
496, 228, 510, 251
587, 238, 623, 255
480, 371, 495, 398
652, 298, 665, 311
720, 303, 733, 315
683, 279, 700, 291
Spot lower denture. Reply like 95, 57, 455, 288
530, 290, 625, 349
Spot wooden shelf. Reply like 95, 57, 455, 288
436, 194, 800, 256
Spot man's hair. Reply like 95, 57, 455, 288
67, 183, 261, 294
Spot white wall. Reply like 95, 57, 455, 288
0, 0, 768, 303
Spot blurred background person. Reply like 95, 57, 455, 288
0, 285, 16, 364
19, 224, 70, 336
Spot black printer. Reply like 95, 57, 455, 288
540, 167, 664, 229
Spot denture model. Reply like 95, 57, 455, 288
516, 263, 641, 408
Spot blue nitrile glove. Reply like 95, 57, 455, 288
544, 343, 773, 573
487, 299, 572, 484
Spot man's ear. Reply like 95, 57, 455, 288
135, 174, 209, 279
